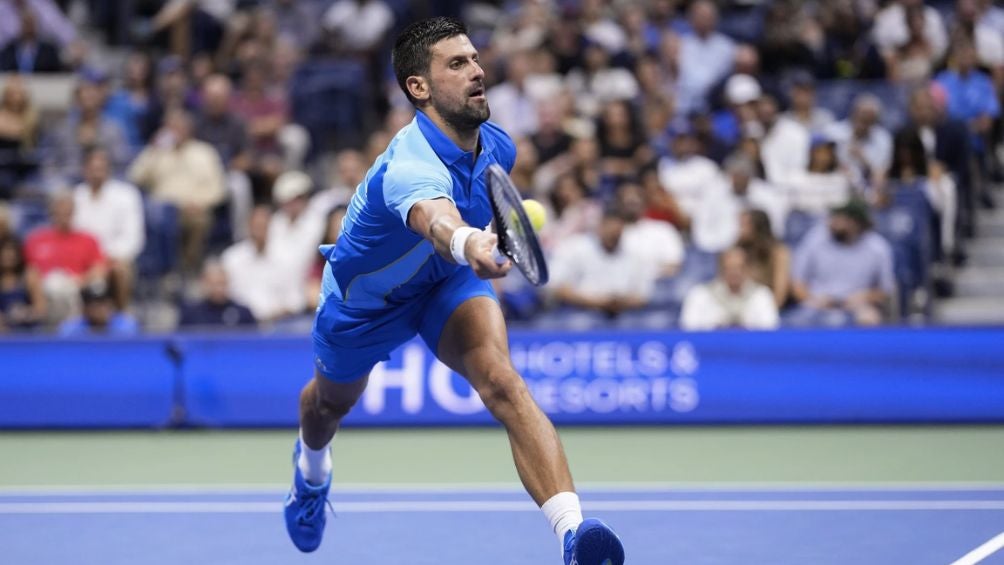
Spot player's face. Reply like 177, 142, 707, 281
427, 35, 489, 131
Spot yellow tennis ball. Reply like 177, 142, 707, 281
522, 199, 547, 232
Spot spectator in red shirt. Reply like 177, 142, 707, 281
24, 192, 107, 324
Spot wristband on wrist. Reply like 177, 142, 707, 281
450, 226, 479, 266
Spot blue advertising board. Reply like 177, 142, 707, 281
1, 328, 1003, 428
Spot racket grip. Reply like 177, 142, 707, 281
491, 246, 507, 264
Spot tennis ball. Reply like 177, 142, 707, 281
522, 199, 547, 232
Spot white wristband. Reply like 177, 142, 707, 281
450, 226, 479, 266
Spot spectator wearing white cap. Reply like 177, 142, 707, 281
712, 73, 762, 148
269, 170, 325, 290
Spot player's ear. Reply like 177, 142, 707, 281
406, 75, 430, 103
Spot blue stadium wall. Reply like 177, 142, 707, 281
1, 328, 1003, 428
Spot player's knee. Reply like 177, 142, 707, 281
477, 369, 530, 415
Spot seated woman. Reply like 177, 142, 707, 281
0, 237, 46, 332
736, 209, 791, 309
0, 77, 41, 196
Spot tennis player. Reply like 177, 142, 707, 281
283, 17, 625, 565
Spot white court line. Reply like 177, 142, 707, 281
2, 481, 1004, 496
2, 500, 1004, 514
950, 532, 1004, 565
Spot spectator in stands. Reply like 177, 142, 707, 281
640, 164, 686, 229
614, 181, 684, 278
24, 191, 106, 324
935, 39, 1000, 164
231, 60, 308, 171
596, 100, 649, 178
954, 0, 1004, 74
782, 72, 834, 133
565, 38, 638, 119
0, 202, 11, 239
269, 170, 323, 294
48, 75, 130, 182
737, 209, 791, 309
712, 73, 761, 150
221, 205, 303, 322
305, 205, 346, 312
104, 52, 155, 151
0, 75, 40, 195
0, 9, 63, 73
142, 0, 229, 58
884, 4, 939, 83
59, 279, 138, 336
675, 0, 735, 115
657, 118, 722, 225
143, 55, 195, 142
129, 108, 226, 276
692, 155, 788, 253
266, 0, 321, 52
872, 0, 948, 64
680, 247, 779, 331
195, 73, 253, 241
825, 94, 893, 189
885, 127, 957, 258
906, 84, 972, 242
789, 200, 895, 327
530, 100, 573, 166
759, 93, 811, 186
72, 147, 144, 309
540, 172, 601, 253
322, 0, 394, 55
549, 207, 656, 320
310, 148, 365, 217
0, 0, 76, 50
486, 50, 539, 140
178, 258, 256, 328
784, 134, 854, 217
0, 232, 45, 331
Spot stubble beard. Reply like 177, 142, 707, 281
432, 91, 490, 133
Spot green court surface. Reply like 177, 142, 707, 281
3, 425, 1004, 488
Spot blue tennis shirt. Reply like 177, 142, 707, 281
320, 110, 516, 310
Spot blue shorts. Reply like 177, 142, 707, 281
311, 263, 497, 382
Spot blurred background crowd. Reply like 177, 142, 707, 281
0, 0, 1001, 335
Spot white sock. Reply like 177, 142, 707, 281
297, 430, 332, 486
541, 492, 583, 548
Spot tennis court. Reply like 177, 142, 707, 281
4, 427, 1004, 564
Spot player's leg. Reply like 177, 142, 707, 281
437, 297, 574, 505
297, 372, 369, 483
423, 286, 623, 565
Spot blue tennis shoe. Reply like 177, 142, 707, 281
284, 441, 331, 553
563, 518, 625, 565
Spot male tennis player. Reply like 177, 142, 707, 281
283, 17, 625, 565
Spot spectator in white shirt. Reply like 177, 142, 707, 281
614, 181, 684, 278
783, 134, 854, 217
322, 0, 394, 53
221, 205, 304, 322
781, 72, 835, 134
872, 0, 948, 62
269, 170, 324, 292
676, 0, 735, 115
539, 173, 602, 253
759, 94, 811, 186
692, 155, 788, 253
681, 247, 779, 331
825, 94, 893, 188
485, 50, 539, 139
564, 41, 639, 119
657, 118, 723, 223
550, 208, 657, 320
72, 147, 145, 309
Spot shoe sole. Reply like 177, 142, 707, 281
573, 518, 625, 565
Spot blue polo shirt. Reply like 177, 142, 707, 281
321, 111, 516, 310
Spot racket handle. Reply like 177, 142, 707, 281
491, 246, 507, 264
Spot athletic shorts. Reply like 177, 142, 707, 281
311, 262, 497, 382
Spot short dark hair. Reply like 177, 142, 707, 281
392, 17, 468, 105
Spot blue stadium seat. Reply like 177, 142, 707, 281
136, 198, 179, 281
290, 60, 370, 154
873, 182, 934, 318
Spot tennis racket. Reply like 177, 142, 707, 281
486, 163, 549, 286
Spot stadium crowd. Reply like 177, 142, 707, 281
0, 0, 1001, 335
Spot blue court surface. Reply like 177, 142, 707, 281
2, 486, 1004, 564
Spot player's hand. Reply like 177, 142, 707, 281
465, 230, 512, 279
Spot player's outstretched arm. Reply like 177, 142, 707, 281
408, 198, 511, 280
